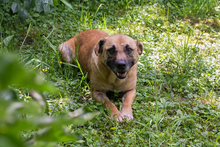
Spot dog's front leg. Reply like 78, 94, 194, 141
92, 91, 123, 122
121, 89, 136, 121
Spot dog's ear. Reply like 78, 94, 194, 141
95, 38, 106, 56
136, 40, 143, 55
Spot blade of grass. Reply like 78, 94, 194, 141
20, 23, 31, 50
43, 36, 61, 67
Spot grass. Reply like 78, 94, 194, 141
1, 0, 220, 146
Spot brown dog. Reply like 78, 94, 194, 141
58, 30, 143, 122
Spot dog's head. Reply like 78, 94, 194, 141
95, 34, 143, 79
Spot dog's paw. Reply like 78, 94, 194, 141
121, 112, 133, 122
111, 112, 133, 122
116, 115, 123, 122
111, 112, 123, 122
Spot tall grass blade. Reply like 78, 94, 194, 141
60, 0, 73, 9
43, 36, 61, 67
20, 23, 31, 50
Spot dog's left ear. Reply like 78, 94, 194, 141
136, 40, 143, 55
95, 38, 106, 56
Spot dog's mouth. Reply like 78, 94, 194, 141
115, 71, 128, 79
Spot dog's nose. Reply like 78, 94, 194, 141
116, 60, 126, 69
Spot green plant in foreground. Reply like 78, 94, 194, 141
0, 54, 99, 147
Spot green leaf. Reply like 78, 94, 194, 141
18, 101, 43, 115
48, 0, 53, 5
34, 109, 99, 142
52, 0, 58, 5
18, 8, 28, 23
214, 133, 220, 146
32, 107, 99, 128
30, 90, 47, 108
3, 35, 14, 46
1, 0, 9, 3
36, 0, 53, 14
31, 141, 58, 147
0, 89, 18, 102
54, 107, 99, 127
36, 0, 44, 13
11, 2, 21, 13
0, 54, 57, 93
4, 119, 36, 134
0, 99, 9, 120
24, 0, 36, 11
0, 134, 25, 147
43, 2, 50, 14
36, 127, 81, 142
60, 0, 73, 9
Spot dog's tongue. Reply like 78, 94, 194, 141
118, 72, 126, 77
116, 72, 127, 79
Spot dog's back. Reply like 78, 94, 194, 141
58, 30, 108, 66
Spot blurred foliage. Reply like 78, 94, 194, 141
0, 54, 99, 147
0, 0, 72, 23
0, 54, 56, 91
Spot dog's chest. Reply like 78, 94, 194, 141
91, 76, 127, 92
100, 81, 127, 92
106, 77, 132, 92
107, 72, 119, 84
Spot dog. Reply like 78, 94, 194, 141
58, 30, 143, 122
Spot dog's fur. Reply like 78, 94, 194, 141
59, 30, 143, 122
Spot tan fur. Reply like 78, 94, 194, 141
59, 30, 143, 122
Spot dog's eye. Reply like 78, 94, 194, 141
107, 46, 116, 55
126, 47, 133, 54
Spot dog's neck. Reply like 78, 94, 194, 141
107, 70, 120, 84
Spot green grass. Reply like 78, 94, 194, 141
1, 0, 220, 146
160, 0, 219, 22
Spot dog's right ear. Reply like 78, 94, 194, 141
95, 38, 106, 56
136, 40, 143, 55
